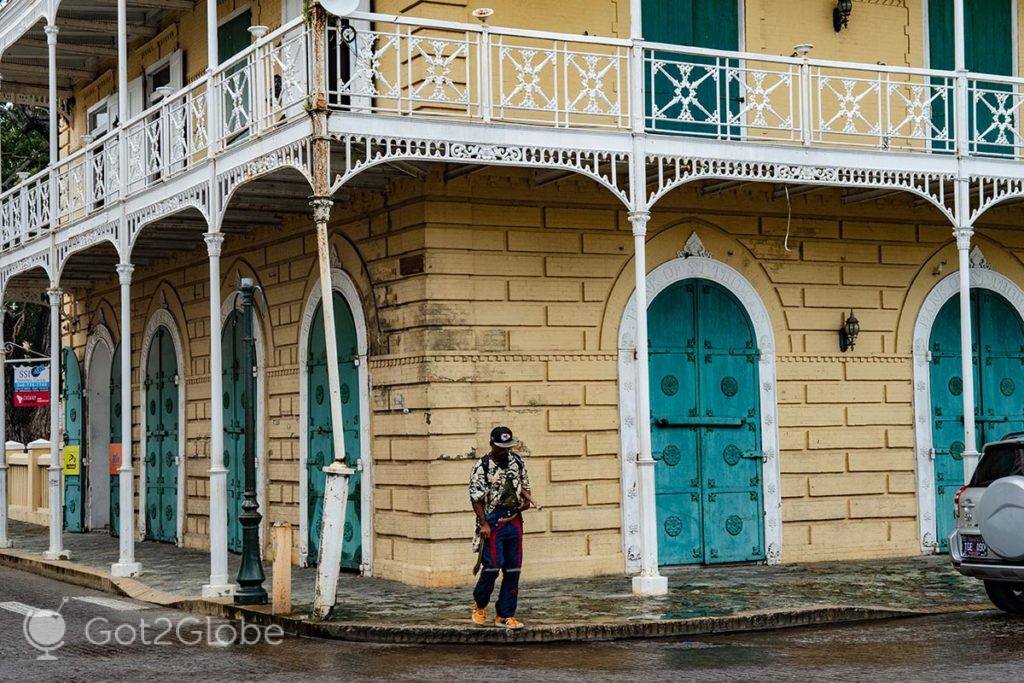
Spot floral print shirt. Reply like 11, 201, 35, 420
469, 452, 531, 550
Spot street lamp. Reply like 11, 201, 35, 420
234, 278, 267, 605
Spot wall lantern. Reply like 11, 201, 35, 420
839, 310, 860, 352
833, 0, 853, 32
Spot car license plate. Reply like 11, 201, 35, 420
962, 536, 988, 558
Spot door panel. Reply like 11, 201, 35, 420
144, 327, 178, 543
63, 348, 84, 532
643, 0, 741, 137
928, 0, 1013, 154
649, 278, 764, 566
222, 311, 248, 553
929, 288, 1024, 552
306, 292, 363, 569
110, 343, 121, 537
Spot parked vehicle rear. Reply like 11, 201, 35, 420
950, 437, 1024, 614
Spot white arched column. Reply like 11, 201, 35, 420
912, 265, 1024, 552
297, 265, 373, 574
617, 254, 783, 574
137, 309, 187, 544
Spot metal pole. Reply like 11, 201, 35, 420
203, 232, 232, 597
0, 301, 10, 549
42, 285, 67, 560
234, 279, 267, 605
207, 0, 220, 153
117, 0, 128, 199
310, 197, 354, 620
955, 223, 980, 480
111, 263, 140, 577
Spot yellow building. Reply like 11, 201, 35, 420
0, 0, 1020, 593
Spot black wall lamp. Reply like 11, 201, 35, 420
839, 310, 860, 352
834, 0, 853, 32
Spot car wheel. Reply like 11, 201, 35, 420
985, 581, 1024, 615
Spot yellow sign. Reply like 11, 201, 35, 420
63, 445, 81, 477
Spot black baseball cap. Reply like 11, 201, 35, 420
490, 426, 515, 448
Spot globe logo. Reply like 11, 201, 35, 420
23, 598, 68, 661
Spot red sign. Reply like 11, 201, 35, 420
109, 444, 123, 476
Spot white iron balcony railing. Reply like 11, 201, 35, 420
6, 11, 1024, 256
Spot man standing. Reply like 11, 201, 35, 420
469, 426, 533, 629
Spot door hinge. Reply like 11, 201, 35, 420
928, 447, 936, 461
925, 350, 933, 363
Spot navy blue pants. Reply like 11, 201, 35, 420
473, 517, 523, 618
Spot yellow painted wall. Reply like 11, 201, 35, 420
60, 158, 1024, 586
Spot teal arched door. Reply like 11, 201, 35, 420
110, 342, 121, 537
62, 347, 84, 532
649, 278, 764, 565
144, 326, 179, 543
222, 310, 251, 554
307, 291, 362, 570
929, 288, 1024, 551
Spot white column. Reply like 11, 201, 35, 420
111, 263, 140, 577
42, 286, 67, 560
0, 301, 11, 549
310, 197, 355, 620
628, 210, 667, 596
117, 0, 128, 198
202, 232, 232, 597
207, 0, 220, 152
953, 0, 966, 72
955, 226, 980, 480
45, 24, 58, 165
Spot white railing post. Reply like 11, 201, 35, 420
479, 25, 492, 123
45, 23, 58, 231
796, 44, 813, 147
630, 42, 645, 134
207, 0, 220, 156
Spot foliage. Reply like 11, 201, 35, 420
0, 103, 48, 190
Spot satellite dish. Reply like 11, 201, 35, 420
320, 0, 360, 18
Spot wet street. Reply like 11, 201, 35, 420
1, 566, 1023, 682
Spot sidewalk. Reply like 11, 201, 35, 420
1, 521, 990, 643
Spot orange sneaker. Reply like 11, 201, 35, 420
494, 616, 524, 630
471, 603, 488, 625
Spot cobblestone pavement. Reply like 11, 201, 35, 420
7, 521, 987, 626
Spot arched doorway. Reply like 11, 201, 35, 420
648, 278, 765, 565
62, 347, 84, 532
85, 332, 113, 530
110, 342, 122, 537
142, 325, 180, 543
927, 288, 1024, 551
305, 291, 363, 570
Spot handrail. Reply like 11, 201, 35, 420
9, 10, 1024, 257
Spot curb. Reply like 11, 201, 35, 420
0, 549, 991, 645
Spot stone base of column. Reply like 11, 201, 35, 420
0, 539, 12, 549
110, 561, 141, 577
631, 573, 669, 596
42, 549, 71, 561
202, 583, 235, 598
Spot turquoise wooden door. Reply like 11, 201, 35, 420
109, 342, 121, 537
222, 310, 248, 553
643, 0, 740, 137
62, 347, 84, 532
649, 279, 764, 565
219, 9, 252, 140
307, 292, 362, 570
928, 0, 1013, 154
144, 327, 179, 543
930, 289, 1024, 551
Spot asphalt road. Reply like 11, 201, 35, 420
2, 566, 1024, 682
